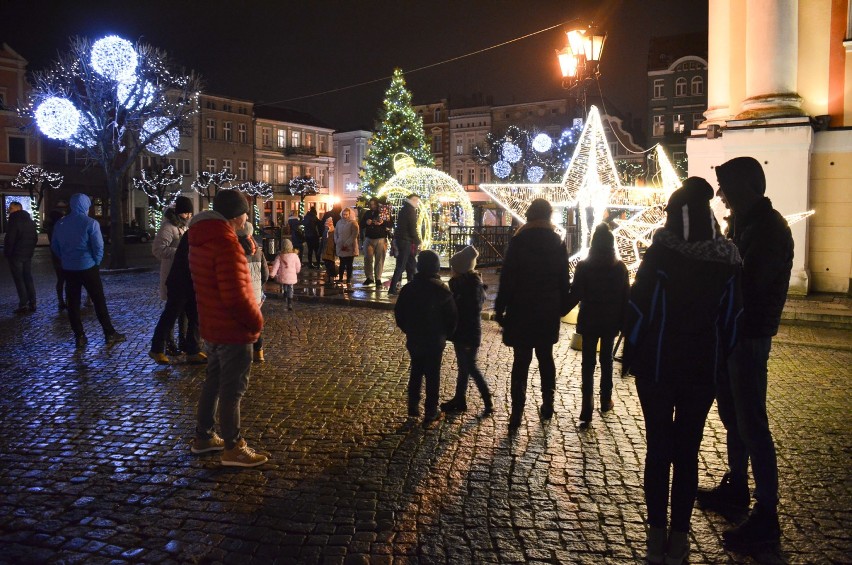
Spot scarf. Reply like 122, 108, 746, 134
653, 228, 741, 265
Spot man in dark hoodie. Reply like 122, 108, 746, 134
388, 193, 421, 295
697, 157, 793, 551
4, 201, 38, 313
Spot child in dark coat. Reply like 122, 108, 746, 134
440, 246, 493, 417
394, 250, 458, 428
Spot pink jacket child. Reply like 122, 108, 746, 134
269, 238, 301, 309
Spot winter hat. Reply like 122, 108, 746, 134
417, 249, 441, 276
665, 177, 717, 241
525, 198, 552, 222
174, 196, 194, 215
212, 189, 249, 219
450, 245, 478, 273
281, 238, 294, 253
589, 223, 615, 256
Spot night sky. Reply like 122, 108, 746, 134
1, 0, 707, 133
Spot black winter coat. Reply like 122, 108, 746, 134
394, 202, 420, 244
302, 211, 321, 240
565, 257, 629, 338
394, 272, 458, 348
623, 232, 742, 384
3, 209, 38, 260
448, 272, 486, 347
494, 221, 571, 348
729, 197, 793, 337
165, 233, 195, 301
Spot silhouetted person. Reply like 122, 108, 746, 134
388, 194, 420, 295
301, 206, 321, 268
4, 201, 38, 314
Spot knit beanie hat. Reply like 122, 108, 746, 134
665, 177, 717, 241
450, 245, 478, 273
213, 189, 249, 219
590, 223, 615, 254
526, 198, 552, 222
417, 249, 441, 276
174, 196, 194, 215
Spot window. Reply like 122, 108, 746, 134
673, 114, 685, 134
206, 158, 216, 173
675, 77, 687, 96
222, 159, 232, 173
206, 101, 215, 110
276, 164, 285, 183
609, 142, 618, 157
178, 159, 191, 175
456, 169, 463, 184
479, 167, 487, 183
8, 137, 26, 164
319, 169, 326, 187
653, 115, 665, 137
277, 130, 286, 148
343, 146, 351, 164
223, 103, 232, 112
434, 108, 441, 122
691, 76, 704, 96
262, 127, 270, 146
238, 123, 247, 144
432, 134, 442, 153
467, 168, 475, 185
653, 79, 665, 99
466, 136, 475, 155
305, 133, 313, 147
223, 121, 232, 141
455, 136, 463, 155
693, 113, 704, 130
291, 165, 300, 179
261, 163, 271, 183
238, 161, 248, 180
319, 136, 326, 153
305, 167, 313, 179
291, 131, 301, 147
206, 119, 216, 139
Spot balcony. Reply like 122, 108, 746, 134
283, 145, 316, 156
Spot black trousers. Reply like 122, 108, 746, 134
305, 238, 320, 265
407, 343, 444, 417
9, 258, 36, 307
338, 256, 354, 281
64, 266, 116, 338
510, 344, 556, 417
151, 291, 200, 355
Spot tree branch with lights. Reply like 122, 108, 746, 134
11, 165, 64, 230
288, 175, 318, 216
132, 163, 182, 230
191, 169, 236, 207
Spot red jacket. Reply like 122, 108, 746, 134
188, 212, 263, 344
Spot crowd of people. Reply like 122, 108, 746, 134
4, 155, 793, 562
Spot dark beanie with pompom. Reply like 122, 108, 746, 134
664, 177, 717, 241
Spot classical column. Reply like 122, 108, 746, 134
702, 0, 733, 126
737, 0, 804, 119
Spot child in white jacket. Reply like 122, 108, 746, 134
269, 238, 301, 311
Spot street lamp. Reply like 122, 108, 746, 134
557, 25, 607, 113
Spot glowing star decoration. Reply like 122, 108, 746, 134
502, 142, 522, 163
90, 36, 138, 82
35, 97, 81, 140
526, 166, 545, 183
141, 117, 179, 156
532, 133, 552, 153
377, 153, 473, 252
493, 160, 511, 179
117, 79, 156, 109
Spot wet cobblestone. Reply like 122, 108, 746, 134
0, 252, 850, 564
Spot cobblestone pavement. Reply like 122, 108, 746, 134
0, 251, 850, 564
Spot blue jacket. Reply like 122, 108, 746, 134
50, 193, 104, 271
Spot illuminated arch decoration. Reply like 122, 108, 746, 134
377, 153, 474, 252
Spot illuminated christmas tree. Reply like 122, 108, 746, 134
360, 69, 433, 199
21, 35, 201, 268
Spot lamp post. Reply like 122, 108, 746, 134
556, 25, 607, 117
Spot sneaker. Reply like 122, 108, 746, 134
149, 351, 171, 365
440, 398, 467, 413
422, 411, 443, 429
601, 398, 614, 413
75, 334, 88, 348
221, 438, 268, 467
186, 352, 208, 365
190, 433, 225, 454
722, 505, 780, 549
253, 349, 265, 363
105, 332, 126, 345
363, 279, 374, 286
696, 472, 750, 512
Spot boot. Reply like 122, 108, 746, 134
440, 397, 467, 413
481, 393, 494, 418
664, 530, 689, 565
645, 526, 666, 564
578, 393, 593, 426
696, 472, 750, 512
722, 504, 780, 549
287, 298, 293, 311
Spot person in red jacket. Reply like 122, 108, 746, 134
188, 189, 266, 468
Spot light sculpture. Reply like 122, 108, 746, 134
34, 97, 80, 140
90, 35, 138, 81
532, 133, 552, 153
502, 142, 522, 163
142, 117, 180, 156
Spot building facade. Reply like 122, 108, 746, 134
332, 130, 371, 208
413, 99, 450, 174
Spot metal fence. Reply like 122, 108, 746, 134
447, 226, 515, 266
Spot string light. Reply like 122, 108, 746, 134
502, 142, 522, 163
493, 160, 511, 179
236, 180, 273, 200
526, 166, 544, 183
34, 97, 80, 140
90, 36, 138, 82
117, 79, 156, 109
11, 165, 64, 231
142, 117, 179, 156
532, 133, 552, 153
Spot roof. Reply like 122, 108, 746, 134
647, 32, 707, 71
254, 105, 334, 130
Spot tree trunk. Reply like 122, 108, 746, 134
107, 171, 127, 269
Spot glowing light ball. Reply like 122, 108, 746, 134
91, 36, 138, 82
493, 160, 511, 179
142, 117, 179, 156
35, 97, 81, 139
502, 142, 522, 163
526, 166, 544, 183
118, 79, 155, 108
532, 133, 552, 153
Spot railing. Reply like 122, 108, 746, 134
284, 145, 316, 156
447, 226, 515, 266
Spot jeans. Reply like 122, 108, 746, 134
510, 344, 556, 417
151, 293, 200, 355
453, 344, 491, 403
637, 376, 715, 533
363, 237, 387, 281
407, 343, 444, 417
196, 342, 253, 449
8, 258, 36, 307
581, 333, 615, 404
716, 336, 778, 509
305, 237, 320, 266
390, 239, 416, 291
281, 283, 294, 299
338, 256, 354, 282
64, 266, 117, 338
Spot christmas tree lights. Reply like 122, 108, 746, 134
191, 169, 236, 206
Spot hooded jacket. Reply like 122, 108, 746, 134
394, 272, 458, 348
565, 255, 630, 338
152, 207, 188, 300
715, 158, 794, 337
448, 271, 486, 347
50, 194, 104, 271
3, 208, 38, 261
394, 200, 420, 244
270, 251, 301, 285
188, 211, 263, 344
